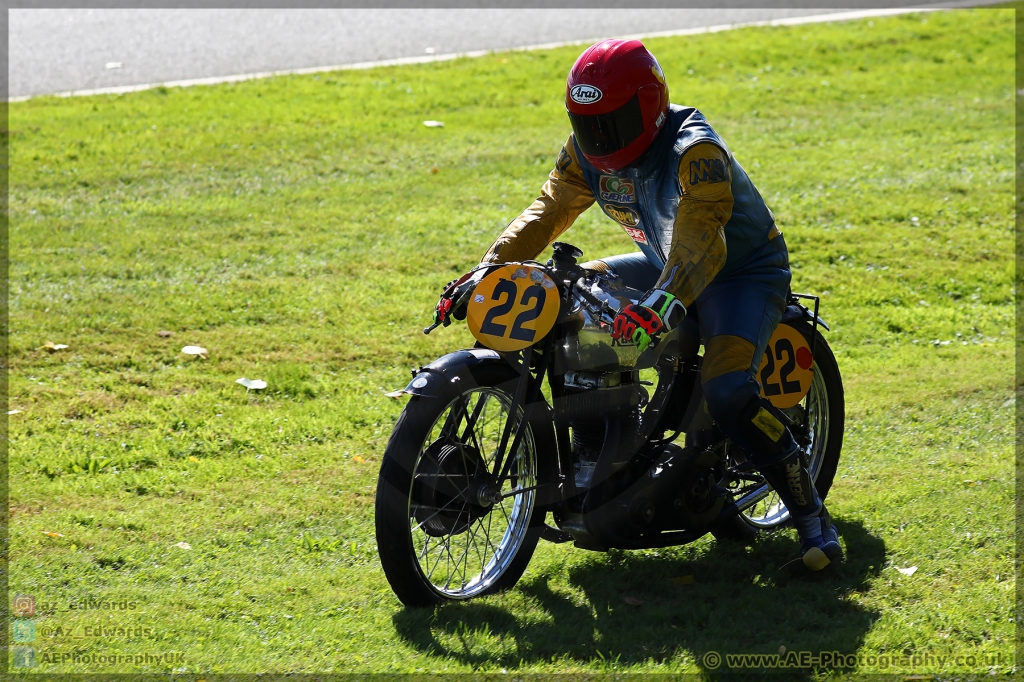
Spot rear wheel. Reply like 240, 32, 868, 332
712, 321, 844, 542
375, 362, 556, 607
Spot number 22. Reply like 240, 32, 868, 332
479, 281, 545, 342
760, 338, 803, 395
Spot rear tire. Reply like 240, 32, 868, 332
712, 321, 844, 543
375, 361, 557, 607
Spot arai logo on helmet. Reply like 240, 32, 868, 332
569, 84, 603, 105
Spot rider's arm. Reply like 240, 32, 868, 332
482, 136, 596, 263
653, 142, 734, 308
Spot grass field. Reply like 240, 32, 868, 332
7, 8, 1015, 678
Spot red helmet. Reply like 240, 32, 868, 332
565, 39, 670, 173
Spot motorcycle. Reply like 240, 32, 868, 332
375, 242, 843, 607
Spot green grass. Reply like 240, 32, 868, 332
7, 8, 1014, 678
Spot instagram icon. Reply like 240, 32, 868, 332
12, 595, 36, 618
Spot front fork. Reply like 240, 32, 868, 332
484, 338, 568, 510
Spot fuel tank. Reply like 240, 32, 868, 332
558, 274, 699, 372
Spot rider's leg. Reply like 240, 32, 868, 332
582, 247, 841, 568
694, 245, 841, 569
702, 371, 838, 560
582, 252, 661, 292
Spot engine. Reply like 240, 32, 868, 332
550, 256, 722, 548
560, 369, 647, 489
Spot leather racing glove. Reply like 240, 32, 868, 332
432, 268, 491, 328
610, 289, 686, 353
433, 278, 468, 327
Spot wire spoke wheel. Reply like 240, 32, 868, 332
409, 388, 538, 598
376, 361, 554, 607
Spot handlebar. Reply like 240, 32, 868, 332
572, 279, 618, 325
424, 242, 624, 334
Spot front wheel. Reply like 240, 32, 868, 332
713, 321, 844, 541
375, 362, 556, 607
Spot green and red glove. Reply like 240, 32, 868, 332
610, 290, 685, 353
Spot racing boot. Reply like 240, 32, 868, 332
726, 395, 843, 571
793, 506, 842, 571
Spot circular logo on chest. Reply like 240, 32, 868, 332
569, 84, 603, 104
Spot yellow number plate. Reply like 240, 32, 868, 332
758, 324, 814, 408
466, 264, 560, 352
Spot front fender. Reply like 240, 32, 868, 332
388, 348, 505, 399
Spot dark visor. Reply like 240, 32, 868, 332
567, 94, 645, 157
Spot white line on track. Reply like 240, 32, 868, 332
4, 5, 973, 103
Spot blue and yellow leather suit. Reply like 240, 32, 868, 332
483, 104, 822, 521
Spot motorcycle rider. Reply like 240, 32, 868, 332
440, 39, 841, 570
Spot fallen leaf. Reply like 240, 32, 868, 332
896, 566, 918, 576
623, 596, 644, 606
40, 341, 69, 352
174, 542, 192, 550
157, 330, 174, 338
352, 455, 366, 464
236, 377, 267, 390
8, 409, 21, 415
669, 575, 695, 585
41, 531, 64, 538
181, 345, 208, 359
423, 120, 445, 128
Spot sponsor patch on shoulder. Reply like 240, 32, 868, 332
602, 203, 640, 227
689, 157, 729, 185
623, 226, 648, 245
556, 147, 572, 173
599, 175, 636, 203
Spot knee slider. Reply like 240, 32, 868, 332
733, 394, 797, 465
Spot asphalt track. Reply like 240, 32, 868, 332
9, 4, 990, 100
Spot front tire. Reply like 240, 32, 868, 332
375, 362, 556, 607
713, 321, 844, 542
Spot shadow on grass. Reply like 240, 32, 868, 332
393, 518, 885, 678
